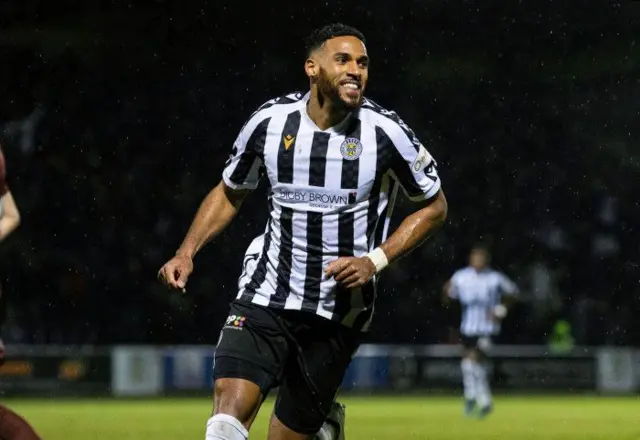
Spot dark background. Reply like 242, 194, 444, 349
0, 1, 637, 347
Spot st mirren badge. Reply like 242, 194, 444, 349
340, 138, 363, 161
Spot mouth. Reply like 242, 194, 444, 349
339, 80, 362, 98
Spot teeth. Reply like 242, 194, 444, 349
343, 83, 359, 89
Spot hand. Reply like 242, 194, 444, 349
325, 256, 376, 289
157, 254, 194, 293
487, 304, 507, 322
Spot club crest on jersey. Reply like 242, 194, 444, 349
340, 138, 363, 161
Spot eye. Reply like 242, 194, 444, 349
334, 53, 351, 63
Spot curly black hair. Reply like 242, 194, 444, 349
304, 23, 366, 56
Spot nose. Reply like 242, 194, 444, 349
346, 61, 361, 77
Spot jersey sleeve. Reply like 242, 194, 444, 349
222, 113, 271, 190
384, 114, 441, 201
498, 273, 519, 296
448, 271, 462, 299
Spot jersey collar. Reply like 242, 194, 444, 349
300, 91, 356, 135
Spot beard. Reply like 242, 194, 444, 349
316, 68, 361, 110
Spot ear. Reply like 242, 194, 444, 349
305, 57, 318, 82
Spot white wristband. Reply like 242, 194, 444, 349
365, 247, 389, 273
493, 304, 508, 319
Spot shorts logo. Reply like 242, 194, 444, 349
340, 138, 363, 161
224, 315, 246, 330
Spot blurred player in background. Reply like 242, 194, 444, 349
0, 146, 41, 440
444, 244, 518, 419
159, 23, 447, 440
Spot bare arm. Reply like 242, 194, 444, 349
158, 180, 250, 292
326, 190, 448, 288
378, 190, 448, 265
176, 180, 249, 259
0, 192, 21, 242
442, 279, 454, 305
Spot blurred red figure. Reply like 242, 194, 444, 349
0, 145, 41, 440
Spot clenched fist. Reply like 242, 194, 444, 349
157, 255, 194, 293
325, 256, 376, 289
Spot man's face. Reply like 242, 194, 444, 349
310, 36, 369, 109
469, 248, 489, 270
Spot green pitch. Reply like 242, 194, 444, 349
5, 396, 639, 439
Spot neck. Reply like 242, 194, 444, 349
307, 87, 351, 130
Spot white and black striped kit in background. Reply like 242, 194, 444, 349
223, 91, 441, 331
448, 267, 519, 336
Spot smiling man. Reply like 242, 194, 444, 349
158, 23, 448, 440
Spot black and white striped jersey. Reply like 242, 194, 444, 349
448, 267, 519, 336
222, 91, 442, 331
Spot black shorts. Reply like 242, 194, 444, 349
213, 300, 361, 434
461, 334, 493, 354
